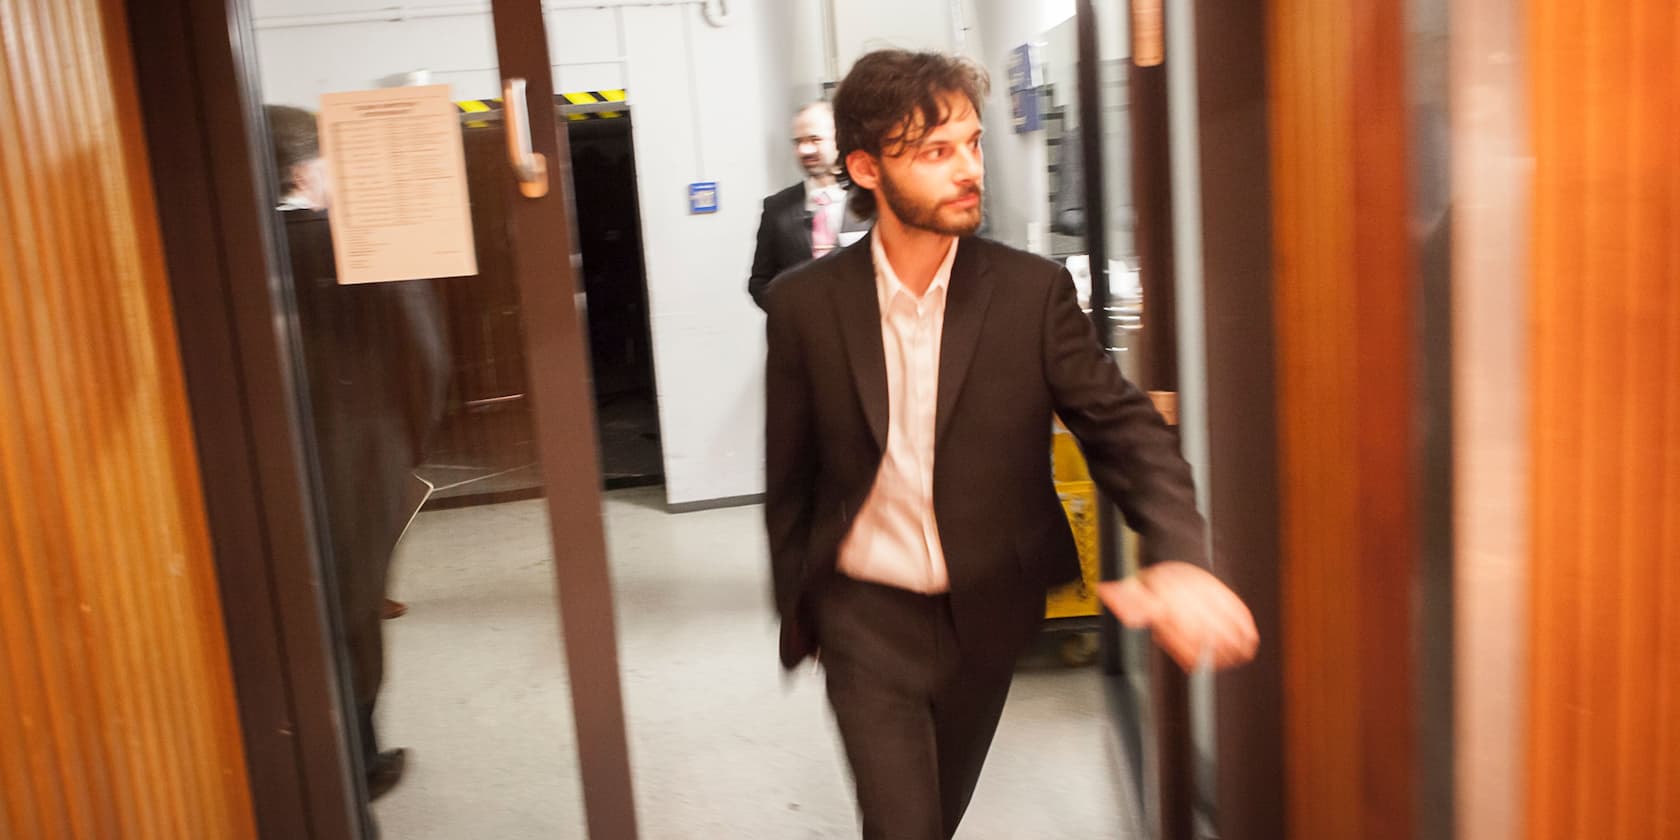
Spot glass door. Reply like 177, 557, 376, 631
243, 0, 635, 836
1085, 0, 1206, 836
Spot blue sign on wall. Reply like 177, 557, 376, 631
1008, 43, 1037, 90
688, 181, 719, 214
1008, 43, 1042, 134
1011, 90, 1042, 133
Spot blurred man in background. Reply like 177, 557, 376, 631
748, 101, 871, 309
266, 104, 451, 804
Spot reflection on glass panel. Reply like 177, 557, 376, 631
250, 8, 584, 837
244, 0, 1183, 835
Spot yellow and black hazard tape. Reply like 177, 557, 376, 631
456, 89, 627, 127
558, 89, 626, 121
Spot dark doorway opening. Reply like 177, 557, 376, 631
570, 116, 663, 490
421, 110, 663, 509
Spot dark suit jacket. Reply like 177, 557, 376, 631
764, 234, 1207, 669
748, 182, 870, 310
283, 208, 451, 703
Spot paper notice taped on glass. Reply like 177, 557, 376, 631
318, 85, 477, 284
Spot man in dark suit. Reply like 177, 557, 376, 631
763, 51, 1258, 839
748, 101, 870, 309
266, 105, 451, 804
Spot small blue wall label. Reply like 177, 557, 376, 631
689, 181, 719, 214
1008, 43, 1042, 134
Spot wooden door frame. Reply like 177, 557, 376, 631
126, 0, 639, 836
127, 0, 361, 835
1118, 2, 1198, 834
490, 2, 640, 836
1076, 1, 1198, 835
1187, 0, 1456, 837
1183, 1, 1285, 837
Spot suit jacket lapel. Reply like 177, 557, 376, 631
936, 238, 992, 444
793, 204, 813, 255
831, 234, 888, 451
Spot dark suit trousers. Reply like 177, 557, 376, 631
816, 576, 1015, 840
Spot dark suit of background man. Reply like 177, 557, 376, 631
265, 105, 451, 806
763, 51, 1259, 839
748, 101, 870, 310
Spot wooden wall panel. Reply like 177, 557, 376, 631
0, 0, 256, 836
1267, 0, 1421, 837
1268, 4, 1362, 837
1193, 0, 1288, 835
1527, 1, 1680, 838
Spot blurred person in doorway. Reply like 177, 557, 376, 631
761, 51, 1257, 839
266, 104, 451, 802
748, 101, 871, 310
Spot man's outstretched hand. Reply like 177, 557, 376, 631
1097, 561, 1259, 671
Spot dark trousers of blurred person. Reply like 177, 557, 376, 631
284, 208, 450, 803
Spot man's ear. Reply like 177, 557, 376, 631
846, 150, 880, 192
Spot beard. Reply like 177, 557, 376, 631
879, 170, 983, 237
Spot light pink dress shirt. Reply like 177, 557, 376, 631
836, 234, 960, 594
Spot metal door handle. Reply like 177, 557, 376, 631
503, 77, 549, 198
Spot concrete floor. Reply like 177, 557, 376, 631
373, 488, 1145, 839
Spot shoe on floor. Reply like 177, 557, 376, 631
366, 747, 407, 801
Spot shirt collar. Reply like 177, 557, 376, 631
872, 232, 959, 312
277, 192, 320, 211
805, 177, 843, 203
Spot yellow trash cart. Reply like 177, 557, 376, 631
1044, 419, 1104, 665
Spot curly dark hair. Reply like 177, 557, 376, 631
832, 50, 991, 219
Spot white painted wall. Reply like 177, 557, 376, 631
833, 0, 957, 64
251, 0, 774, 506
617, 3, 772, 505
250, 4, 505, 106
756, 0, 970, 174
1043, 17, 1079, 126
968, 0, 1050, 252
755, 0, 827, 191
755, 0, 965, 187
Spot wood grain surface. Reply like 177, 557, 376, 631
1267, 0, 1421, 836
0, 0, 256, 835
1526, 1, 1680, 837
